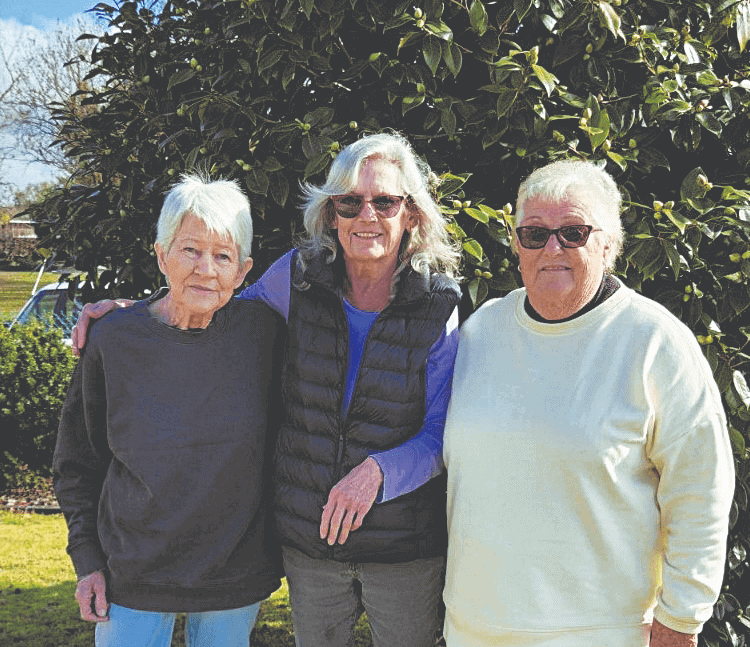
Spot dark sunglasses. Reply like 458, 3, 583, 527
330, 194, 406, 219
515, 225, 597, 249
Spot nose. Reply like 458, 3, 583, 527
357, 201, 378, 221
544, 231, 563, 253
195, 253, 217, 275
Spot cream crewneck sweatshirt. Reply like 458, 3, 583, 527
443, 282, 734, 646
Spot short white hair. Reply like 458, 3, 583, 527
516, 160, 624, 270
157, 172, 253, 259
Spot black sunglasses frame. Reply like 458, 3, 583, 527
515, 225, 596, 249
329, 194, 407, 219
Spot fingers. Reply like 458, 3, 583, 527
75, 571, 109, 622
72, 299, 131, 355
319, 457, 384, 545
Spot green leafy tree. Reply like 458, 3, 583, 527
27, 1, 749, 643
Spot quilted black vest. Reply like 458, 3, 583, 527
273, 250, 460, 563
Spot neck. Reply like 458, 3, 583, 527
344, 257, 399, 312
150, 293, 212, 329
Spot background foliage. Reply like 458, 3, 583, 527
0, 321, 76, 490
22, 0, 750, 644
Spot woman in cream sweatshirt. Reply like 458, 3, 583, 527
443, 160, 734, 647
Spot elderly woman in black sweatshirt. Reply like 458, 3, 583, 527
53, 173, 283, 647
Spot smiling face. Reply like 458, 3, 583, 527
332, 157, 417, 275
516, 189, 611, 320
155, 212, 252, 329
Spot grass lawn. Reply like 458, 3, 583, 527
0, 271, 61, 321
0, 511, 373, 646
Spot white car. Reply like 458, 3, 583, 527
10, 282, 83, 345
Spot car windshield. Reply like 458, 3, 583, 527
14, 286, 82, 340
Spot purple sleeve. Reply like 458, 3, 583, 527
371, 306, 460, 503
237, 249, 294, 322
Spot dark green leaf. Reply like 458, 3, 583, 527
469, 0, 488, 35
423, 36, 441, 75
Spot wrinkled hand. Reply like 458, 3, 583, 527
75, 571, 109, 622
72, 299, 133, 357
649, 620, 697, 647
320, 457, 383, 546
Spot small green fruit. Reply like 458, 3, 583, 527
142, 75, 150, 84
683, 294, 690, 302
120, 209, 127, 217
516, 148, 526, 157
414, 8, 423, 19
474, 269, 482, 276
190, 58, 198, 68
416, 82, 425, 93
629, 138, 637, 149
200, 147, 207, 154
684, 285, 692, 294
503, 203, 513, 215
462, 200, 471, 208
742, 251, 750, 259
705, 334, 714, 344
482, 271, 492, 279
452, 200, 463, 209
176, 107, 184, 116
585, 43, 593, 54
204, 27, 211, 35
195, 65, 202, 72
729, 253, 741, 262
349, 121, 358, 130
242, 163, 251, 171
653, 200, 664, 211
167, 168, 176, 176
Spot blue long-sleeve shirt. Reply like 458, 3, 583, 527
238, 250, 459, 502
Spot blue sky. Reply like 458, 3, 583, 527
0, 0, 99, 29
1, 1, 105, 196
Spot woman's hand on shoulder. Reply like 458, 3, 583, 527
320, 457, 383, 546
72, 300, 134, 356
74, 570, 109, 622
649, 620, 697, 647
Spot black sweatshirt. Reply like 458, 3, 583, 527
53, 294, 284, 612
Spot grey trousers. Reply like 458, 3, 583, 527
282, 546, 444, 647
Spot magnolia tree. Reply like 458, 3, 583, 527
28, 1, 750, 644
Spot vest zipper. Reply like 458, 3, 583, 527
329, 300, 385, 559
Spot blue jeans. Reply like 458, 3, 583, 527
95, 602, 260, 647
282, 546, 444, 647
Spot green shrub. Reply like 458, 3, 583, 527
0, 321, 77, 487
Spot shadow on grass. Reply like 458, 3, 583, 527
0, 581, 372, 646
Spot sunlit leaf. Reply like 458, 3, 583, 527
531, 64, 557, 97
463, 238, 484, 260
738, 0, 750, 53
465, 207, 490, 223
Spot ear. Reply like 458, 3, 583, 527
234, 257, 254, 289
406, 208, 419, 233
155, 242, 168, 277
